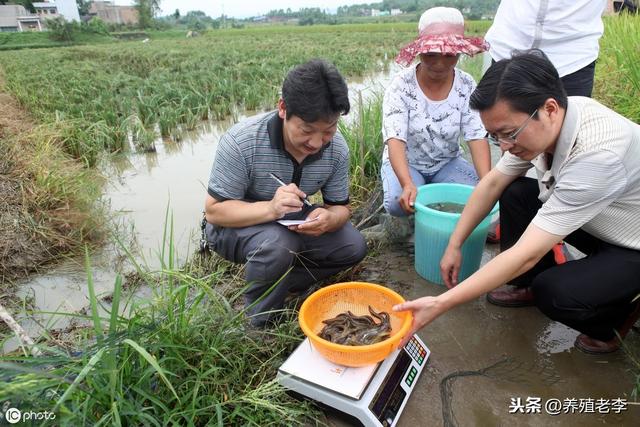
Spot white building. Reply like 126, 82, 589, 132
54, 0, 80, 22
34, 0, 80, 22
0, 5, 42, 32
390, 8, 402, 16
0, 1, 78, 32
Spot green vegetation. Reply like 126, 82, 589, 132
1, 16, 640, 424
0, 231, 321, 425
594, 14, 640, 123
340, 92, 384, 203
0, 24, 415, 166
0, 30, 112, 51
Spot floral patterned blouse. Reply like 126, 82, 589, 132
382, 64, 486, 175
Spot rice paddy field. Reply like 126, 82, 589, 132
1, 16, 639, 425
0, 24, 418, 166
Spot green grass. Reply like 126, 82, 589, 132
0, 222, 321, 425
0, 21, 491, 166
0, 112, 104, 280
594, 14, 640, 122
0, 31, 113, 51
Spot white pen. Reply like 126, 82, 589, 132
269, 173, 312, 207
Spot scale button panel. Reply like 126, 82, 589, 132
404, 366, 418, 386
404, 337, 426, 365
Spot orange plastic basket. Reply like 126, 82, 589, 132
299, 282, 413, 367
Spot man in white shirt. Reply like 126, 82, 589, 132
393, 51, 640, 354
485, 0, 607, 97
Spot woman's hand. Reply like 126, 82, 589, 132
393, 296, 448, 348
440, 244, 462, 289
399, 182, 417, 214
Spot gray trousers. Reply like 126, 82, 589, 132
206, 220, 367, 326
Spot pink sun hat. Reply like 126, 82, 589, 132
396, 7, 489, 67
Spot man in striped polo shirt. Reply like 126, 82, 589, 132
393, 51, 640, 354
204, 59, 367, 327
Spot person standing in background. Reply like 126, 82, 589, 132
485, 0, 607, 97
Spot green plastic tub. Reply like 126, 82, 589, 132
414, 183, 499, 286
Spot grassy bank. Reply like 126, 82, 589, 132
0, 240, 320, 425
0, 72, 103, 285
0, 31, 113, 51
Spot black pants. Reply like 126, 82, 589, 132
561, 61, 596, 97
206, 211, 367, 326
500, 178, 640, 340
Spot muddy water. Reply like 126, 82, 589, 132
3, 117, 239, 353
329, 248, 640, 427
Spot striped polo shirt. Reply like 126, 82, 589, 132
207, 111, 350, 206
497, 97, 640, 250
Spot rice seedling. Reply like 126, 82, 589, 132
127, 115, 157, 152
158, 107, 179, 138
0, 24, 415, 160
339, 90, 384, 207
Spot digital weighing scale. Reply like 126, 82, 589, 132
277, 335, 430, 427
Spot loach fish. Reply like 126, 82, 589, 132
318, 305, 392, 346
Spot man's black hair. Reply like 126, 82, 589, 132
282, 59, 350, 123
470, 49, 568, 114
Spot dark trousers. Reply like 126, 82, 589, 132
206, 219, 367, 326
561, 61, 596, 97
500, 177, 640, 340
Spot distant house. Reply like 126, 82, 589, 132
370, 9, 380, 17
88, 1, 139, 25
0, 5, 42, 32
34, 2, 58, 17
0, 1, 79, 32
390, 9, 402, 16
34, 1, 81, 22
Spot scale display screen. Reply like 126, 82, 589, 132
369, 350, 412, 424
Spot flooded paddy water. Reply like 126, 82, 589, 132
4, 61, 639, 425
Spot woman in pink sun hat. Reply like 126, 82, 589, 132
381, 7, 491, 218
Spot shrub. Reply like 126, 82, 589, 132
46, 16, 74, 42
85, 17, 109, 35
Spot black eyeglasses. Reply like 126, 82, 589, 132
487, 109, 538, 147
